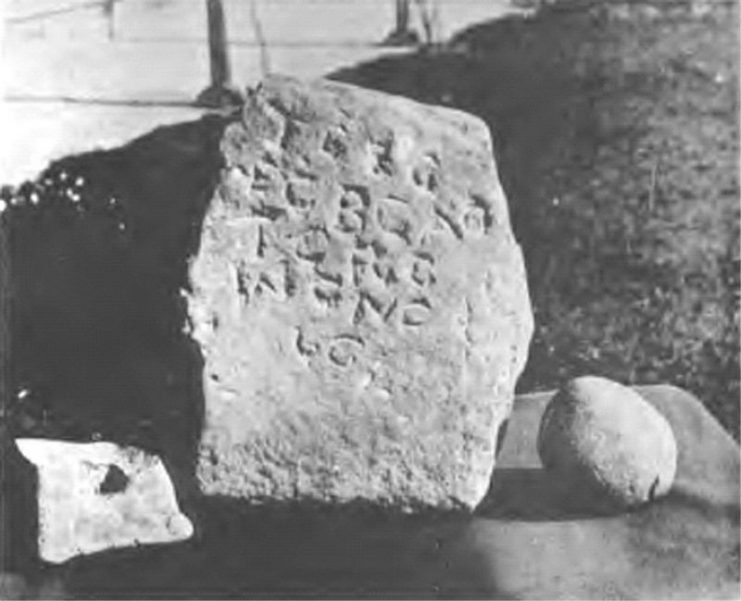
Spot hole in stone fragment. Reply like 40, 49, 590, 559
98, 464, 130, 495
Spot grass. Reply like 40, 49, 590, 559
332, 0, 740, 438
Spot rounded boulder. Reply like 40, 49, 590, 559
537, 376, 678, 509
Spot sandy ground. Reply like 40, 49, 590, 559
1, 0, 523, 184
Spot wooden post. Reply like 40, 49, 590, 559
195, 0, 243, 109
102, 0, 116, 41
382, 0, 419, 46
207, 0, 230, 88
415, 0, 442, 47
396, 0, 410, 33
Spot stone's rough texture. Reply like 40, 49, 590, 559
537, 376, 678, 509
16, 439, 193, 564
186, 75, 533, 511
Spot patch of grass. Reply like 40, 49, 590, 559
333, 0, 740, 438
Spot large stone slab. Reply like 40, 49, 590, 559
186, 75, 533, 510
16, 439, 193, 564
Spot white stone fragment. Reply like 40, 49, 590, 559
16, 439, 193, 564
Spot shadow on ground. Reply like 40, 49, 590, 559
55, 502, 505, 599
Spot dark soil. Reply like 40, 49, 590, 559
3, 117, 228, 455
331, 0, 740, 439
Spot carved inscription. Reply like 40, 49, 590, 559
296, 228, 330, 262
411, 252, 436, 287
314, 284, 342, 308
286, 172, 443, 337
286, 177, 317, 211
232, 190, 443, 357
322, 128, 349, 160
236, 258, 292, 305
296, 328, 320, 357
377, 196, 413, 243
328, 335, 364, 367
412, 153, 440, 193
463, 206, 486, 237
464, 193, 494, 236
219, 107, 510, 374
337, 185, 370, 234
226, 160, 465, 348
295, 327, 366, 369
280, 119, 304, 152
402, 298, 432, 326
368, 140, 394, 177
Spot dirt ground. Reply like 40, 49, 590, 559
332, 0, 740, 439
0, 1, 739, 597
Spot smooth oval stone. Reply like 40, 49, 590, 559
537, 376, 678, 509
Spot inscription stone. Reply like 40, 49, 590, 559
186, 75, 533, 510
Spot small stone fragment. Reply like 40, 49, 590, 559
16, 439, 193, 564
537, 376, 678, 509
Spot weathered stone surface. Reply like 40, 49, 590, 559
537, 376, 678, 509
187, 75, 533, 510
16, 439, 193, 563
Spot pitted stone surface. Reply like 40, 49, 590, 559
537, 376, 678, 509
16, 439, 193, 564
187, 75, 533, 510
